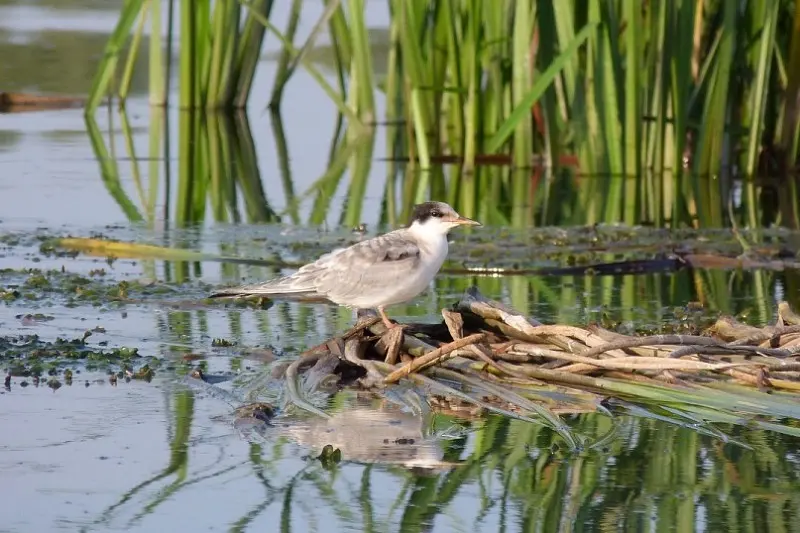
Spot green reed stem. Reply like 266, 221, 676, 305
234, 0, 274, 108
488, 23, 595, 153
244, 3, 363, 129
148, 0, 165, 106
269, 0, 302, 107
85, 0, 146, 113
118, 0, 148, 103
147, 107, 163, 225
348, 0, 375, 122
511, 0, 533, 171
178, 0, 195, 109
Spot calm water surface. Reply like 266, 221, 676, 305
2, 2, 800, 532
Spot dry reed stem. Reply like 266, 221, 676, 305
739, 328, 790, 346
727, 324, 800, 346
492, 350, 534, 363
485, 317, 639, 358
512, 343, 782, 375
779, 301, 800, 325
579, 334, 722, 358
292, 290, 800, 423
458, 288, 585, 354
442, 309, 465, 340
551, 363, 604, 374
462, 344, 511, 375
285, 350, 333, 419
604, 370, 670, 385
440, 309, 503, 372
343, 336, 384, 386
709, 316, 765, 342
300, 316, 380, 357
668, 344, 800, 359
774, 333, 800, 348
725, 367, 765, 387
758, 377, 800, 392
588, 325, 674, 357
366, 318, 437, 355
383, 333, 486, 384
769, 362, 800, 371
376, 326, 404, 365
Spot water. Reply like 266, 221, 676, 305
3, 2, 800, 532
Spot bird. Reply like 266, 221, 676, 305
210, 201, 481, 329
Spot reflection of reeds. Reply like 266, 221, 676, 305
190, 355, 800, 531
85, 109, 144, 223
93, 366, 800, 531
91, 389, 194, 529
85, 107, 278, 228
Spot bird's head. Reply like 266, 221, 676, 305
408, 201, 481, 236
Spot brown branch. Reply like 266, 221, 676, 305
383, 333, 486, 384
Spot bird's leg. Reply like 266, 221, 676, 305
378, 306, 398, 329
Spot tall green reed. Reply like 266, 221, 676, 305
373, 1, 800, 228
87, 0, 274, 112
93, 1, 800, 230
102, 377, 800, 531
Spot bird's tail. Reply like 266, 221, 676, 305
209, 276, 321, 300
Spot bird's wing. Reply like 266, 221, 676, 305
210, 230, 420, 302
311, 231, 421, 304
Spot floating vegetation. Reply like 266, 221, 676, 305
0, 267, 190, 307
0, 333, 158, 380
44, 226, 800, 275
277, 287, 800, 450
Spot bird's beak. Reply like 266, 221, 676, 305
450, 215, 481, 226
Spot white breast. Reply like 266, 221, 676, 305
374, 230, 449, 307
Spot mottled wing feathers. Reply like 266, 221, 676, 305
210, 230, 421, 306
313, 233, 420, 305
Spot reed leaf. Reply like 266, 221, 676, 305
487, 23, 596, 153
86, 0, 146, 113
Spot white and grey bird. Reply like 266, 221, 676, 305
210, 201, 480, 329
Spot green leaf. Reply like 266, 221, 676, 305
487, 22, 597, 153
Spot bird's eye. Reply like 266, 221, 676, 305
430, 209, 442, 218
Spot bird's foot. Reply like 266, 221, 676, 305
383, 317, 401, 330
378, 308, 404, 330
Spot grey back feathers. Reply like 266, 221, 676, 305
211, 201, 459, 306
210, 230, 422, 306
